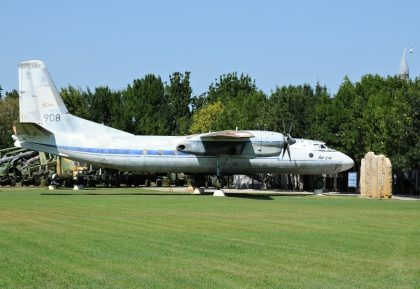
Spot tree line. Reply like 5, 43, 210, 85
1, 72, 419, 174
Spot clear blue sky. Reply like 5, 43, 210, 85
1, 0, 419, 96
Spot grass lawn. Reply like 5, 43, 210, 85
0, 187, 419, 289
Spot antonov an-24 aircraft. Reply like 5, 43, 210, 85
13, 60, 354, 188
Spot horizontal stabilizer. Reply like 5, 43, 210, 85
14, 122, 53, 137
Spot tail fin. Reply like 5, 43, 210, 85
19, 60, 68, 126
17, 60, 131, 136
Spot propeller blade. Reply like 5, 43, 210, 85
287, 134, 296, 145
279, 122, 295, 162
282, 145, 287, 159
281, 134, 287, 159
286, 144, 291, 161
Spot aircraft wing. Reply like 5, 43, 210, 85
177, 130, 254, 156
199, 130, 254, 140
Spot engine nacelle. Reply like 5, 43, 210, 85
176, 131, 285, 157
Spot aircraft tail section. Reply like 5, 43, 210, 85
14, 122, 53, 137
17, 60, 131, 136
19, 60, 68, 126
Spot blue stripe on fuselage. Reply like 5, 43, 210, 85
32, 142, 191, 157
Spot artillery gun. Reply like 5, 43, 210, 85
0, 148, 38, 186
0, 147, 188, 188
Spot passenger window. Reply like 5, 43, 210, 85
320, 144, 326, 150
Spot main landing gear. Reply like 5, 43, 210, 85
191, 155, 227, 196
212, 155, 226, 196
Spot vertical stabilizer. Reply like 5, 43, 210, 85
17, 60, 132, 136
18, 60, 68, 125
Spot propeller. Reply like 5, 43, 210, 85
281, 121, 296, 161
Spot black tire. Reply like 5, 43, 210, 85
156, 178, 162, 187
214, 178, 225, 189
315, 178, 324, 190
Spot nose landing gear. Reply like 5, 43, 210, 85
314, 176, 325, 195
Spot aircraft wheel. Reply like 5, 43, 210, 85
191, 175, 207, 188
214, 177, 225, 190
315, 178, 324, 190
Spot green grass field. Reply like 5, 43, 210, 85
0, 188, 419, 289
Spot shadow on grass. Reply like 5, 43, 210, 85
41, 191, 275, 199
225, 194, 274, 200
41, 192, 274, 200
40, 187, 307, 200
41, 192, 192, 196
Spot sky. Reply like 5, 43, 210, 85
1, 0, 419, 96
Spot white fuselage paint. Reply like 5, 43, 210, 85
19, 129, 353, 175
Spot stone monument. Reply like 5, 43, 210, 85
360, 152, 392, 198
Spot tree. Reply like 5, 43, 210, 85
308, 83, 334, 143
123, 75, 170, 135
218, 90, 269, 130
4, 89, 19, 99
406, 77, 420, 171
206, 72, 257, 105
189, 101, 225, 133
60, 86, 90, 119
87, 86, 121, 127
331, 74, 419, 174
0, 91, 19, 149
359, 76, 415, 172
268, 84, 315, 136
166, 72, 192, 135
190, 72, 268, 131
329, 77, 361, 161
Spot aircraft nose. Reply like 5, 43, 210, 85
341, 153, 354, 171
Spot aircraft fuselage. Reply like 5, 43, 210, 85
19, 130, 353, 175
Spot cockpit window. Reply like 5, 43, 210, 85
314, 143, 328, 150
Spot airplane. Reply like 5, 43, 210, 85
12, 60, 354, 189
